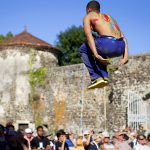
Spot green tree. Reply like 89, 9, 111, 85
56, 26, 86, 66
0, 32, 13, 44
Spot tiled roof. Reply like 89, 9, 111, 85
0, 31, 59, 53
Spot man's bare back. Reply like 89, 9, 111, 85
88, 12, 122, 39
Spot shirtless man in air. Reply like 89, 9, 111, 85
79, 0, 128, 89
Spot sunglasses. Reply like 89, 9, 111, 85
84, 134, 89, 136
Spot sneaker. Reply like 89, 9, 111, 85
103, 77, 109, 81
87, 78, 108, 90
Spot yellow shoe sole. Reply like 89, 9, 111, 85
87, 79, 108, 90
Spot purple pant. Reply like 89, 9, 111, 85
79, 36, 125, 80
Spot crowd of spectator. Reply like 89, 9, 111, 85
0, 122, 150, 150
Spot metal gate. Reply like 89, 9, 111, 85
128, 91, 147, 131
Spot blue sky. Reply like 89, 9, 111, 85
1, 0, 150, 55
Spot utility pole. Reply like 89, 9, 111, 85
80, 65, 85, 130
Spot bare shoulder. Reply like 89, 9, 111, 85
84, 12, 98, 23
83, 15, 90, 24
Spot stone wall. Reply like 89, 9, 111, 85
0, 48, 58, 128
0, 47, 149, 132
45, 55, 150, 132
45, 64, 108, 132
107, 54, 150, 131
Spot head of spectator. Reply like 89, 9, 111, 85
139, 124, 144, 130
5, 124, 16, 137
112, 136, 118, 145
116, 131, 125, 142
102, 131, 110, 144
69, 132, 75, 140
83, 130, 89, 139
95, 134, 102, 143
6, 124, 15, 131
37, 126, 44, 138
25, 128, 33, 139
56, 129, 66, 142
130, 132, 137, 139
84, 130, 94, 143
137, 134, 147, 145
78, 133, 83, 139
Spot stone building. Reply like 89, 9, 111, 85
0, 30, 150, 133
0, 30, 59, 130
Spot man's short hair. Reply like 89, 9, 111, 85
86, 0, 100, 12
56, 129, 66, 138
37, 126, 43, 131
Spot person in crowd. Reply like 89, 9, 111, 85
23, 128, 34, 150
5, 124, 24, 150
76, 133, 84, 150
134, 134, 150, 150
55, 129, 69, 150
95, 134, 103, 149
69, 132, 77, 147
65, 133, 75, 148
114, 131, 132, 150
31, 126, 51, 150
100, 131, 116, 150
129, 132, 138, 149
46, 134, 56, 150
83, 130, 99, 150
137, 124, 146, 136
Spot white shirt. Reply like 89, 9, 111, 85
103, 143, 115, 149
134, 143, 150, 150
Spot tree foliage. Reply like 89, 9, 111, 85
56, 26, 86, 66
0, 32, 13, 44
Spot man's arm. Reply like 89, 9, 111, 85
119, 32, 128, 65
83, 15, 110, 65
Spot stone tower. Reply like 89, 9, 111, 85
0, 30, 59, 130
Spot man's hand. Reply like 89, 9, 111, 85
90, 129, 95, 137
94, 54, 110, 65
119, 58, 128, 65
